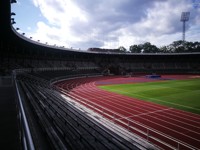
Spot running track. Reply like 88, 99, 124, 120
56, 75, 200, 150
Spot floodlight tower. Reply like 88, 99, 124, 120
180, 12, 190, 42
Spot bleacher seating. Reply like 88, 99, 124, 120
15, 73, 154, 150
1, 1, 200, 149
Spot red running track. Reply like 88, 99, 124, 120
56, 75, 200, 150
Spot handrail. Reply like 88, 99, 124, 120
16, 72, 198, 150
50, 73, 103, 85
13, 71, 35, 150
56, 78, 198, 150
22, 73, 151, 150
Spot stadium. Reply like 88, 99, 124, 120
1, 0, 200, 150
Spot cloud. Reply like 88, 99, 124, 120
28, 0, 200, 50
27, 27, 32, 30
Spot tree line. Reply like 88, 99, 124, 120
119, 40, 200, 53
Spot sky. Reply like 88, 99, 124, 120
11, 0, 200, 50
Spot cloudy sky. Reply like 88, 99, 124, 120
12, 0, 200, 50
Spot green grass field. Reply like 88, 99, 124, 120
99, 78, 200, 114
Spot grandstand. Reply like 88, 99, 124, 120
1, 0, 200, 150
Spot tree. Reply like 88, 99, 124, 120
118, 46, 127, 52
159, 46, 168, 53
141, 42, 159, 53
129, 41, 200, 54
193, 42, 200, 52
129, 44, 142, 53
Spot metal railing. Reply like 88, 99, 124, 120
13, 70, 199, 150
56, 77, 198, 150
13, 70, 35, 150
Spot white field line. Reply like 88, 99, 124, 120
93, 81, 200, 119
69, 90, 200, 142
91, 85, 200, 105
122, 82, 193, 93
91, 82, 200, 114
79, 82, 200, 122
109, 88, 200, 111
71, 88, 200, 138
70, 81, 200, 126
59, 79, 200, 129
116, 108, 173, 119
58, 78, 200, 149
59, 93, 158, 150
81, 85, 200, 129
70, 82, 199, 134
71, 88, 200, 134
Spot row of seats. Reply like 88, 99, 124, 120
17, 73, 149, 150
0, 57, 100, 75
119, 62, 199, 70
32, 68, 101, 80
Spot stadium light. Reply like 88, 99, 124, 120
11, 12, 16, 16
11, 21, 16, 24
180, 12, 190, 42
11, 0, 17, 3
11, 18, 16, 24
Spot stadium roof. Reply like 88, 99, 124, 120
11, 0, 200, 50
1, 0, 200, 56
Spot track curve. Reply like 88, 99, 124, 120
56, 75, 200, 150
